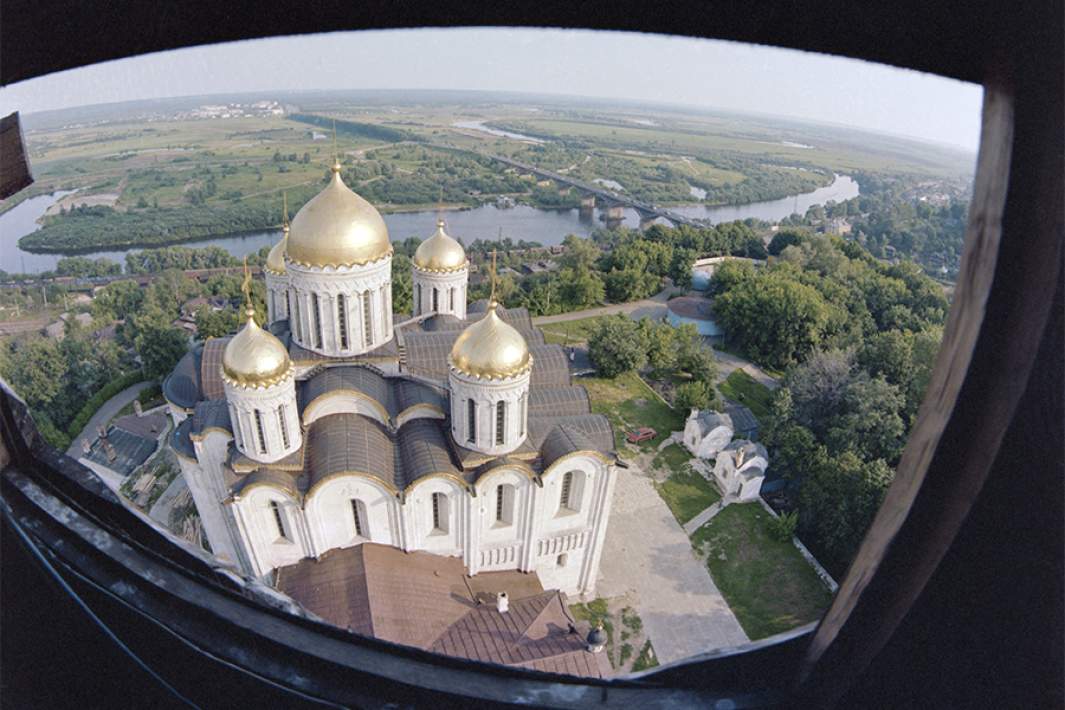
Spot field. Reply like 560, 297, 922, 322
652, 444, 722, 524
691, 503, 833, 640
539, 316, 609, 345
580, 371, 685, 452
717, 370, 775, 420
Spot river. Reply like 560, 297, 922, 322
0, 175, 858, 275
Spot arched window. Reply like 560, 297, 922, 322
254, 409, 267, 454
337, 294, 348, 350
269, 500, 287, 540
283, 289, 291, 319
495, 484, 514, 526
277, 404, 289, 449
291, 290, 302, 341
495, 400, 507, 445
362, 291, 373, 347
432, 288, 439, 312
415, 284, 422, 315
350, 499, 367, 539
431, 492, 449, 533
559, 471, 584, 513
518, 393, 526, 438
467, 399, 476, 443
311, 293, 323, 348
449, 287, 455, 312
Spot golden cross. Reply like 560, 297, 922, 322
241, 256, 254, 317
282, 191, 289, 230
490, 249, 498, 303
332, 119, 338, 166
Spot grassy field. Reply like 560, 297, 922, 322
539, 316, 608, 345
581, 371, 685, 452
692, 503, 833, 640
653, 444, 722, 524
717, 370, 775, 420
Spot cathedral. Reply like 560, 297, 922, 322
163, 158, 618, 598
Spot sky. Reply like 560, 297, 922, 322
0, 28, 982, 151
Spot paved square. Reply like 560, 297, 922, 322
596, 465, 749, 664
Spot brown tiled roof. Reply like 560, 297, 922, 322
275, 543, 609, 678
112, 412, 168, 440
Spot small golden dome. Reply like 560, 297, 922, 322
413, 219, 467, 272
264, 229, 287, 275
286, 164, 392, 268
222, 308, 292, 388
449, 301, 532, 379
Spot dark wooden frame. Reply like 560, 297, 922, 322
1, 1, 1061, 706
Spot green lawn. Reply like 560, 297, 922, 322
717, 370, 774, 420
653, 444, 722, 524
581, 371, 685, 451
692, 503, 833, 640
539, 315, 608, 345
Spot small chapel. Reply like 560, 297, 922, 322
163, 156, 618, 604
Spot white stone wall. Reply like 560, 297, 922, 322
264, 270, 289, 324
230, 485, 314, 577
411, 266, 468, 320
224, 374, 301, 463
303, 474, 401, 552
448, 368, 530, 456
177, 431, 250, 570
286, 256, 393, 357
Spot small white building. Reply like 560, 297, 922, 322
712, 440, 768, 501
683, 409, 734, 459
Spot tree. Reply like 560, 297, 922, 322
557, 267, 605, 309
786, 349, 856, 436
2, 337, 67, 414
587, 316, 646, 378
195, 307, 240, 339
390, 254, 413, 315
825, 374, 906, 463
136, 326, 190, 380
637, 318, 676, 375
675, 380, 714, 411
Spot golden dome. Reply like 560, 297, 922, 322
222, 307, 292, 388
264, 230, 287, 275
449, 301, 532, 379
286, 164, 392, 268
413, 219, 467, 272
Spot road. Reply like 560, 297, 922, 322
532, 289, 673, 326
67, 380, 154, 458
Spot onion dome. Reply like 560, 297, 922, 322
413, 219, 467, 272
222, 305, 292, 388
286, 162, 392, 268
449, 301, 531, 379
264, 232, 287, 275
587, 623, 607, 651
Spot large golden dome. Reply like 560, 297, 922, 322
222, 307, 292, 388
449, 301, 532, 379
286, 164, 392, 268
413, 219, 467, 272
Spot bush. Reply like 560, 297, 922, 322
675, 380, 714, 411
34, 410, 71, 451
65, 370, 146, 439
770, 510, 799, 542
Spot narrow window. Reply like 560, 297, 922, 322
382, 287, 390, 330
467, 399, 476, 443
337, 293, 348, 350
269, 500, 287, 540
495, 400, 507, 446
311, 293, 322, 348
351, 499, 366, 538
254, 409, 267, 454
495, 484, 513, 525
560, 471, 573, 511
416, 283, 422, 315
231, 407, 243, 450
432, 288, 439, 312
284, 289, 291, 319
362, 291, 374, 347
449, 287, 455, 312
496, 484, 505, 523
431, 492, 448, 533
277, 404, 289, 449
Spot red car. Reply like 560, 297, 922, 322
625, 427, 657, 444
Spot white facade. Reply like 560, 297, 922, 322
264, 269, 289, 324
286, 256, 393, 356
711, 440, 768, 501
224, 453, 616, 597
223, 373, 302, 464
412, 266, 468, 319
448, 367, 531, 457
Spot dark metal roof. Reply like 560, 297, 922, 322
539, 425, 605, 469
725, 404, 760, 436
112, 413, 167, 440
232, 468, 303, 498
290, 336, 400, 363
170, 418, 196, 459
396, 419, 462, 486
163, 348, 202, 409
85, 427, 158, 476
306, 413, 399, 490
200, 338, 229, 401
301, 366, 446, 421
528, 386, 589, 418
528, 414, 615, 460
191, 399, 232, 436
529, 345, 571, 387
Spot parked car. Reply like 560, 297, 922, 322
625, 427, 657, 444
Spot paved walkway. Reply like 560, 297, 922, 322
597, 466, 749, 664
683, 497, 734, 535
709, 344, 780, 389
532, 289, 673, 326
66, 380, 153, 458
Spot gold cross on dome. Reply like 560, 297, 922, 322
489, 250, 498, 303
241, 256, 254, 317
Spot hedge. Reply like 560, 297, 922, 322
65, 371, 149, 439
